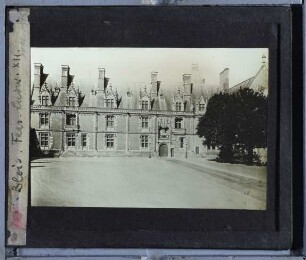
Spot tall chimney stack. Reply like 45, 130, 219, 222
220, 68, 229, 93
34, 63, 43, 89
183, 74, 192, 96
151, 72, 158, 97
32, 63, 44, 105
98, 68, 105, 91
61, 65, 70, 88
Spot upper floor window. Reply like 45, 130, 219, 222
175, 117, 183, 129
67, 133, 76, 147
106, 98, 115, 108
81, 134, 87, 148
176, 102, 182, 111
40, 113, 49, 126
141, 117, 149, 129
66, 114, 76, 125
41, 95, 49, 106
141, 135, 149, 148
68, 97, 76, 106
180, 137, 184, 148
106, 134, 114, 148
141, 100, 149, 110
199, 104, 205, 111
106, 115, 114, 128
39, 132, 49, 148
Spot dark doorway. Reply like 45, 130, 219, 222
171, 148, 174, 157
159, 143, 168, 157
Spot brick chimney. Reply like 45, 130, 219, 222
98, 68, 105, 91
151, 72, 158, 97
61, 65, 70, 88
220, 68, 229, 93
183, 74, 192, 96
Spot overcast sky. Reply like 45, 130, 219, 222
31, 48, 268, 93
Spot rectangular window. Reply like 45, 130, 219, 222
66, 114, 76, 125
67, 133, 76, 147
175, 117, 183, 129
106, 99, 115, 108
141, 117, 149, 129
41, 95, 49, 106
195, 146, 199, 154
106, 115, 114, 128
199, 104, 205, 111
81, 134, 87, 147
180, 137, 184, 148
141, 135, 149, 148
68, 97, 76, 106
176, 102, 182, 111
40, 113, 49, 126
141, 100, 149, 110
106, 134, 114, 148
39, 132, 49, 147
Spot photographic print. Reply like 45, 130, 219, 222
30, 48, 268, 210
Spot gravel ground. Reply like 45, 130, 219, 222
31, 157, 266, 209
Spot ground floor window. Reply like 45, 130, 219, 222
81, 134, 87, 148
106, 134, 114, 148
39, 132, 49, 148
67, 133, 76, 147
195, 146, 199, 154
141, 135, 149, 148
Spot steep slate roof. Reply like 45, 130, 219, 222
229, 64, 268, 94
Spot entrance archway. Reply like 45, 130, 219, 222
159, 143, 168, 157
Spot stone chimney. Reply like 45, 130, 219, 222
32, 63, 44, 105
151, 72, 158, 97
98, 68, 105, 91
220, 68, 229, 93
183, 74, 192, 96
61, 65, 70, 88
33, 63, 43, 89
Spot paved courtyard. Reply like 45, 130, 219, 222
31, 157, 267, 210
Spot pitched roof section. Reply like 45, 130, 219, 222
229, 64, 268, 95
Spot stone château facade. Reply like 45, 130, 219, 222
30, 56, 268, 158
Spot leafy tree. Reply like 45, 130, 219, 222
197, 88, 267, 165
233, 88, 267, 164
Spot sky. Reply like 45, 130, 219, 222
31, 48, 268, 94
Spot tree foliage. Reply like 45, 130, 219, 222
197, 88, 267, 165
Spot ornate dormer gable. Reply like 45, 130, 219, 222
66, 82, 80, 107
104, 84, 119, 108
139, 86, 151, 110
173, 87, 184, 112
39, 82, 52, 106
197, 95, 207, 114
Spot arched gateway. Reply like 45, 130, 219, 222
159, 143, 168, 157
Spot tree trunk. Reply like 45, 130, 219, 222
247, 145, 254, 165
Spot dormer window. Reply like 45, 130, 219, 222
106, 98, 115, 108
141, 100, 149, 110
41, 95, 49, 106
199, 104, 205, 112
68, 97, 76, 106
176, 102, 182, 111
